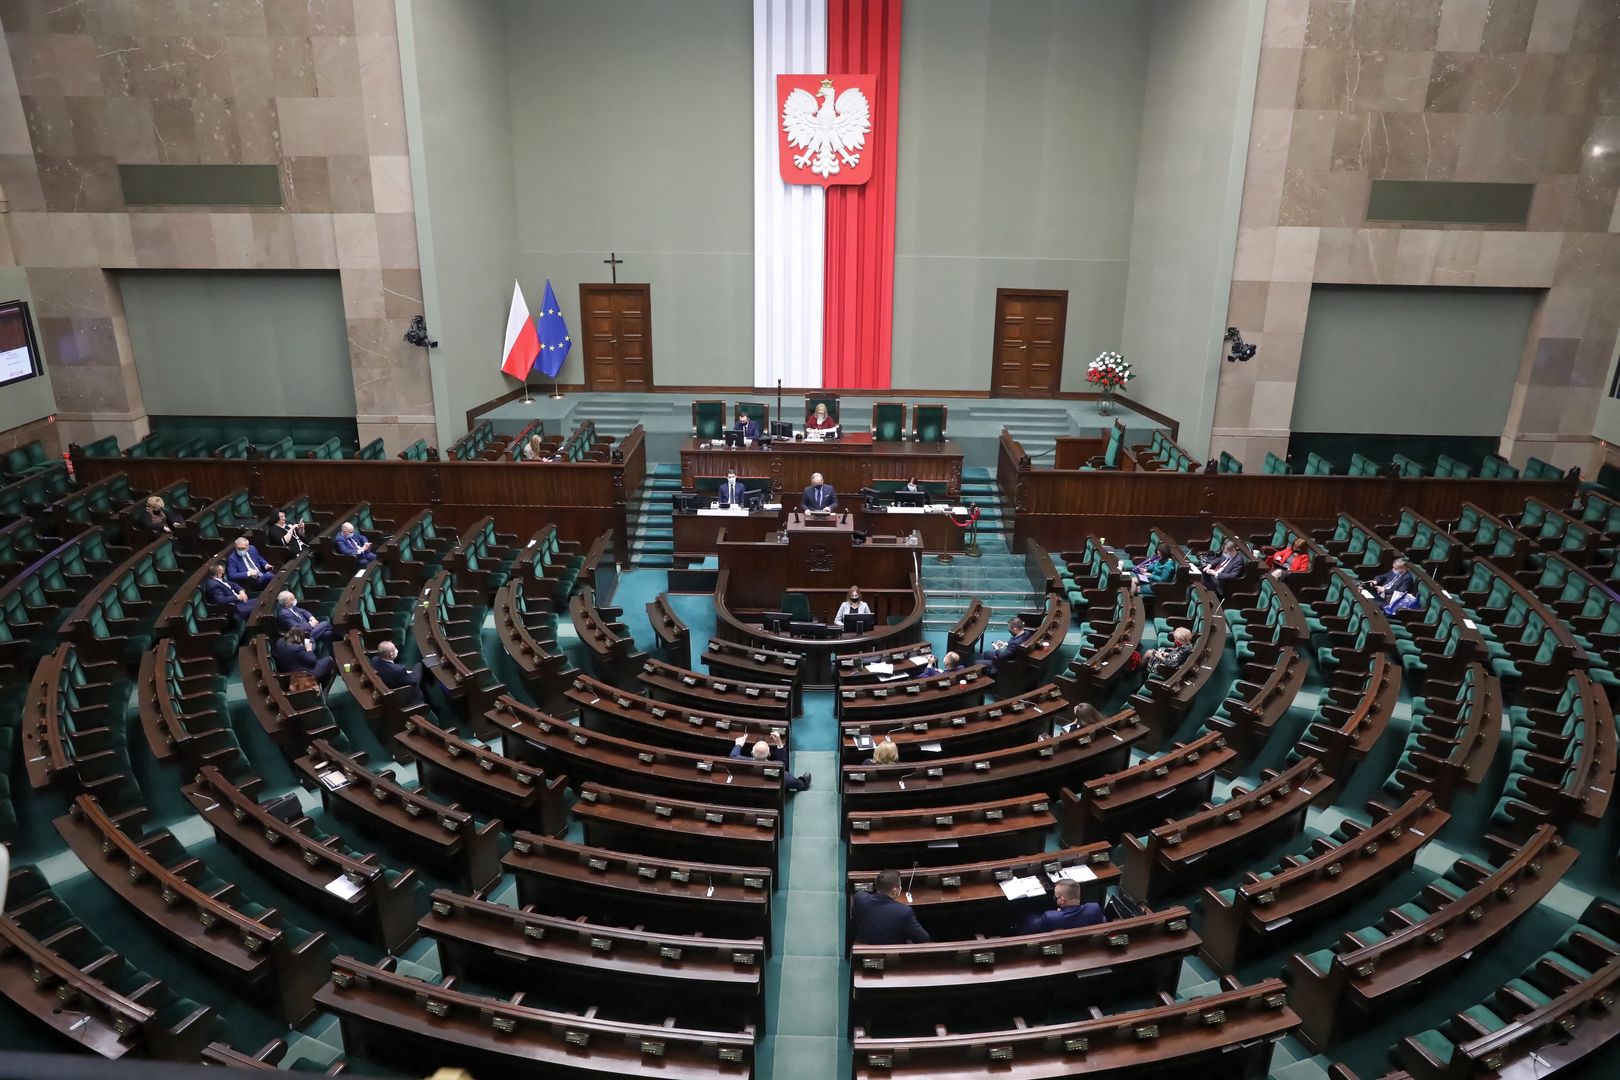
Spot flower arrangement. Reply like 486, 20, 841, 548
1086, 351, 1133, 392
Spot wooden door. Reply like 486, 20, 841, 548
579, 284, 653, 391
990, 289, 1067, 397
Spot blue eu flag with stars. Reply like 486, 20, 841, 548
536, 279, 571, 379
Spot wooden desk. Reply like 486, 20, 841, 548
681, 434, 964, 500
717, 517, 919, 608
674, 504, 961, 563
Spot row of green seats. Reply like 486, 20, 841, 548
1449, 503, 1531, 567
1395, 898, 1620, 1078
399, 438, 434, 461
1387, 508, 1463, 570
1381, 661, 1497, 802
1217, 451, 1242, 473
0, 439, 52, 482
450, 518, 522, 594
1264, 451, 1289, 474
1452, 559, 1588, 683
75, 434, 120, 458
1303, 451, 1333, 475
1479, 453, 1518, 478
27, 642, 134, 790
1317, 513, 1393, 573
62, 534, 191, 667
52, 473, 140, 535
1577, 490, 1620, 535
126, 432, 208, 458
1225, 575, 1297, 665
1517, 497, 1609, 563
1490, 671, 1611, 832
1347, 453, 1379, 476
0, 526, 121, 651
0, 461, 70, 522
448, 420, 496, 461
2, 864, 220, 1056
1523, 456, 1562, 480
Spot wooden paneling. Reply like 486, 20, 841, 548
681, 436, 964, 500
998, 430, 1579, 548
75, 428, 647, 568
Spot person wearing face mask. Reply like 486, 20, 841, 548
834, 586, 871, 629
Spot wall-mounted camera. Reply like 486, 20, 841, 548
1223, 326, 1256, 363
404, 314, 438, 349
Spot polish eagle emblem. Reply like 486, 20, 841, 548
781, 77, 872, 182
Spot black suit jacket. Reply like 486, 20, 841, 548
851, 890, 929, 945
718, 479, 748, 505
1374, 569, 1416, 594
802, 483, 838, 512
734, 420, 760, 440
202, 576, 244, 609
272, 638, 324, 675
372, 655, 422, 692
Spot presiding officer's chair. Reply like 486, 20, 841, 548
804, 392, 841, 426
1081, 420, 1125, 470
912, 404, 947, 445
692, 400, 727, 439
735, 401, 770, 434
871, 402, 907, 442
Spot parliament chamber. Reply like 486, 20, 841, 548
2, 1, 1620, 1078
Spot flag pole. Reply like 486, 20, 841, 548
520, 370, 534, 404
549, 376, 564, 400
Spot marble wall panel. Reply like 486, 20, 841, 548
1214, 0, 1620, 473
0, 0, 428, 452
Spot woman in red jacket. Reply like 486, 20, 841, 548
1266, 538, 1311, 579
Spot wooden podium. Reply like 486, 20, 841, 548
716, 511, 919, 614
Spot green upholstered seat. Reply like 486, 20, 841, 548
871, 402, 906, 442
692, 400, 726, 439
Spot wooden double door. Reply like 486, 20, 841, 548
990, 288, 1068, 397
579, 283, 653, 391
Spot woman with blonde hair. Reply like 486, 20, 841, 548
134, 494, 184, 536
868, 738, 900, 766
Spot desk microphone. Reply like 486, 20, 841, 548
896, 769, 917, 791
905, 861, 917, 904
721, 765, 734, 785
704, 872, 715, 898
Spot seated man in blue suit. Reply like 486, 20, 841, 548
717, 470, 749, 507
334, 521, 377, 568
201, 561, 254, 623
851, 869, 930, 945
984, 616, 1033, 675
226, 535, 275, 593
801, 472, 838, 513
371, 639, 425, 706
1015, 879, 1106, 935
734, 411, 760, 441
1194, 540, 1247, 599
272, 627, 334, 690
276, 590, 332, 644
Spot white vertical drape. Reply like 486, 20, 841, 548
753, 0, 827, 389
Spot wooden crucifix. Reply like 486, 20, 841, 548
603, 252, 624, 283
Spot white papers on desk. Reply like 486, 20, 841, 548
324, 875, 364, 901
1053, 865, 1098, 884
1359, 589, 1374, 600
917, 742, 943, 754
1463, 618, 1478, 629
951, 506, 969, 516
319, 770, 350, 791
877, 673, 907, 683
865, 662, 895, 675
998, 875, 1046, 900
696, 506, 749, 517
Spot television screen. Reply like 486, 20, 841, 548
843, 613, 876, 634
0, 301, 42, 389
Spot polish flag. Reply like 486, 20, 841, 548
500, 281, 540, 380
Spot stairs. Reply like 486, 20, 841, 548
919, 469, 1041, 633
628, 463, 682, 568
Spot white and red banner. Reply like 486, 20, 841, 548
754, 0, 901, 391
500, 281, 539, 380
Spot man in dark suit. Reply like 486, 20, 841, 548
734, 411, 760, 441
1196, 541, 1247, 599
732, 731, 810, 792
801, 472, 837, 512
985, 616, 1033, 674
272, 627, 334, 690
717, 471, 749, 507
1370, 557, 1415, 598
226, 536, 274, 592
371, 639, 425, 706
201, 561, 254, 623
1014, 880, 1106, 935
276, 590, 332, 644
334, 521, 377, 568
851, 869, 929, 945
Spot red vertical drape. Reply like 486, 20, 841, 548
823, 0, 902, 390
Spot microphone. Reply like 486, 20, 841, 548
896, 769, 917, 790
721, 765, 734, 784
905, 861, 917, 904
704, 872, 715, 898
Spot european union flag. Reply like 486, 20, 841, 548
535, 278, 571, 379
